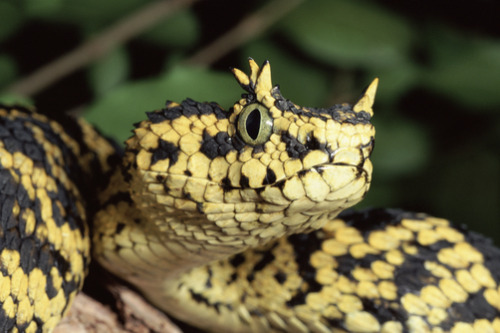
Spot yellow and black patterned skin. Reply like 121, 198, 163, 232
2, 59, 500, 333
92, 59, 500, 333
0, 107, 117, 332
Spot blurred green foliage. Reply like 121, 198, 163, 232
0, 0, 498, 240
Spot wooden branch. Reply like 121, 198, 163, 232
184, 0, 304, 67
55, 286, 182, 333
5, 0, 198, 97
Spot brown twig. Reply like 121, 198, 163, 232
5, 0, 198, 97
183, 0, 305, 66
55, 286, 183, 333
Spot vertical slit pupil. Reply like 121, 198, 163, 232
246, 109, 261, 140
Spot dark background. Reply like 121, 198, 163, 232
0, 0, 499, 242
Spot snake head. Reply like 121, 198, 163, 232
226, 59, 376, 215
125, 59, 376, 241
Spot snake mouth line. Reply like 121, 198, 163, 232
313, 160, 371, 180
262, 159, 370, 193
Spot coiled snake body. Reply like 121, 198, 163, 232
1, 59, 500, 332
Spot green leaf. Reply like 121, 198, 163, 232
0, 93, 34, 108
423, 28, 500, 109
279, 0, 414, 69
371, 117, 431, 179
0, 54, 17, 89
243, 39, 330, 108
141, 9, 198, 48
22, 0, 64, 16
28, 0, 145, 30
365, 61, 420, 106
0, 2, 23, 43
88, 47, 129, 96
84, 65, 241, 144
430, 148, 500, 235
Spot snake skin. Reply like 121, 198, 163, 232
1, 59, 500, 332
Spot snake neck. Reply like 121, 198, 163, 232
91, 166, 233, 285
93, 159, 347, 283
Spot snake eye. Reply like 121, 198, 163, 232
237, 103, 273, 146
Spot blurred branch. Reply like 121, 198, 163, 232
184, 0, 304, 66
55, 287, 182, 333
5, 0, 198, 97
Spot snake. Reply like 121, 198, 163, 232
1, 59, 500, 333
